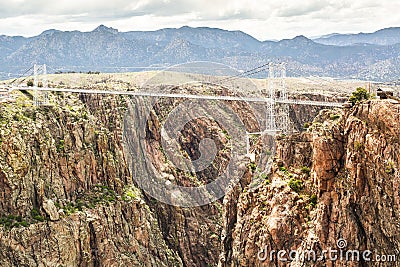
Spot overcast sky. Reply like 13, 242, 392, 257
1, 0, 400, 40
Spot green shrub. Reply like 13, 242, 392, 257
259, 173, 268, 180
385, 161, 395, 174
309, 194, 317, 207
57, 139, 65, 152
249, 162, 257, 172
122, 186, 141, 202
30, 208, 45, 222
33, 215, 45, 222
256, 173, 270, 185
222, 129, 231, 140
30, 208, 40, 217
0, 213, 33, 229
354, 141, 363, 151
349, 87, 371, 105
59, 184, 118, 215
301, 166, 311, 175
288, 178, 304, 193
82, 111, 89, 120
330, 114, 341, 120
64, 202, 79, 215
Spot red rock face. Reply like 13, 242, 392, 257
0, 85, 399, 267
0, 93, 182, 266
0, 86, 255, 267
225, 100, 400, 267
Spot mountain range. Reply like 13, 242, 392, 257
1, 25, 400, 81
314, 27, 400, 46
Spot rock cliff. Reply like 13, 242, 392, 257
0, 92, 182, 266
225, 99, 400, 266
0, 85, 398, 267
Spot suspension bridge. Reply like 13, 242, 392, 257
1, 63, 346, 154
4, 85, 342, 107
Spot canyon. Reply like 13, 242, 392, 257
0, 74, 398, 266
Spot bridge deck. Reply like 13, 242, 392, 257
5, 86, 344, 107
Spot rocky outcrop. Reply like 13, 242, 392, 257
225, 99, 400, 266
122, 86, 259, 266
0, 85, 258, 267
0, 201, 181, 266
1, 84, 399, 267
288, 92, 348, 132
0, 92, 182, 266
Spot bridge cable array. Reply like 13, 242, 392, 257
4, 63, 344, 134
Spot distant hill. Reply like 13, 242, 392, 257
1, 25, 400, 81
124, 26, 261, 52
314, 27, 400, 46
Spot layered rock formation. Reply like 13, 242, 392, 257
225, 99, 400, 266
0, 93, 182, 266
0, 84, 398, 267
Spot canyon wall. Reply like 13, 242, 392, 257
225, 99, 400, 266
0, 93, 182, 266
0, 86, 398, 267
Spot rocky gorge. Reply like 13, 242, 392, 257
0, 79, 398, 266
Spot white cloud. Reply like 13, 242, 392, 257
0, 0, 400, 40
276, 1, 329, 17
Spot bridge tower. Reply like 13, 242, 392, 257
33, 64, 49, 106
265, 62, 289, 133
246, 62, 289, 156
276, 63, 289, 134
265, 63, 277, 132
